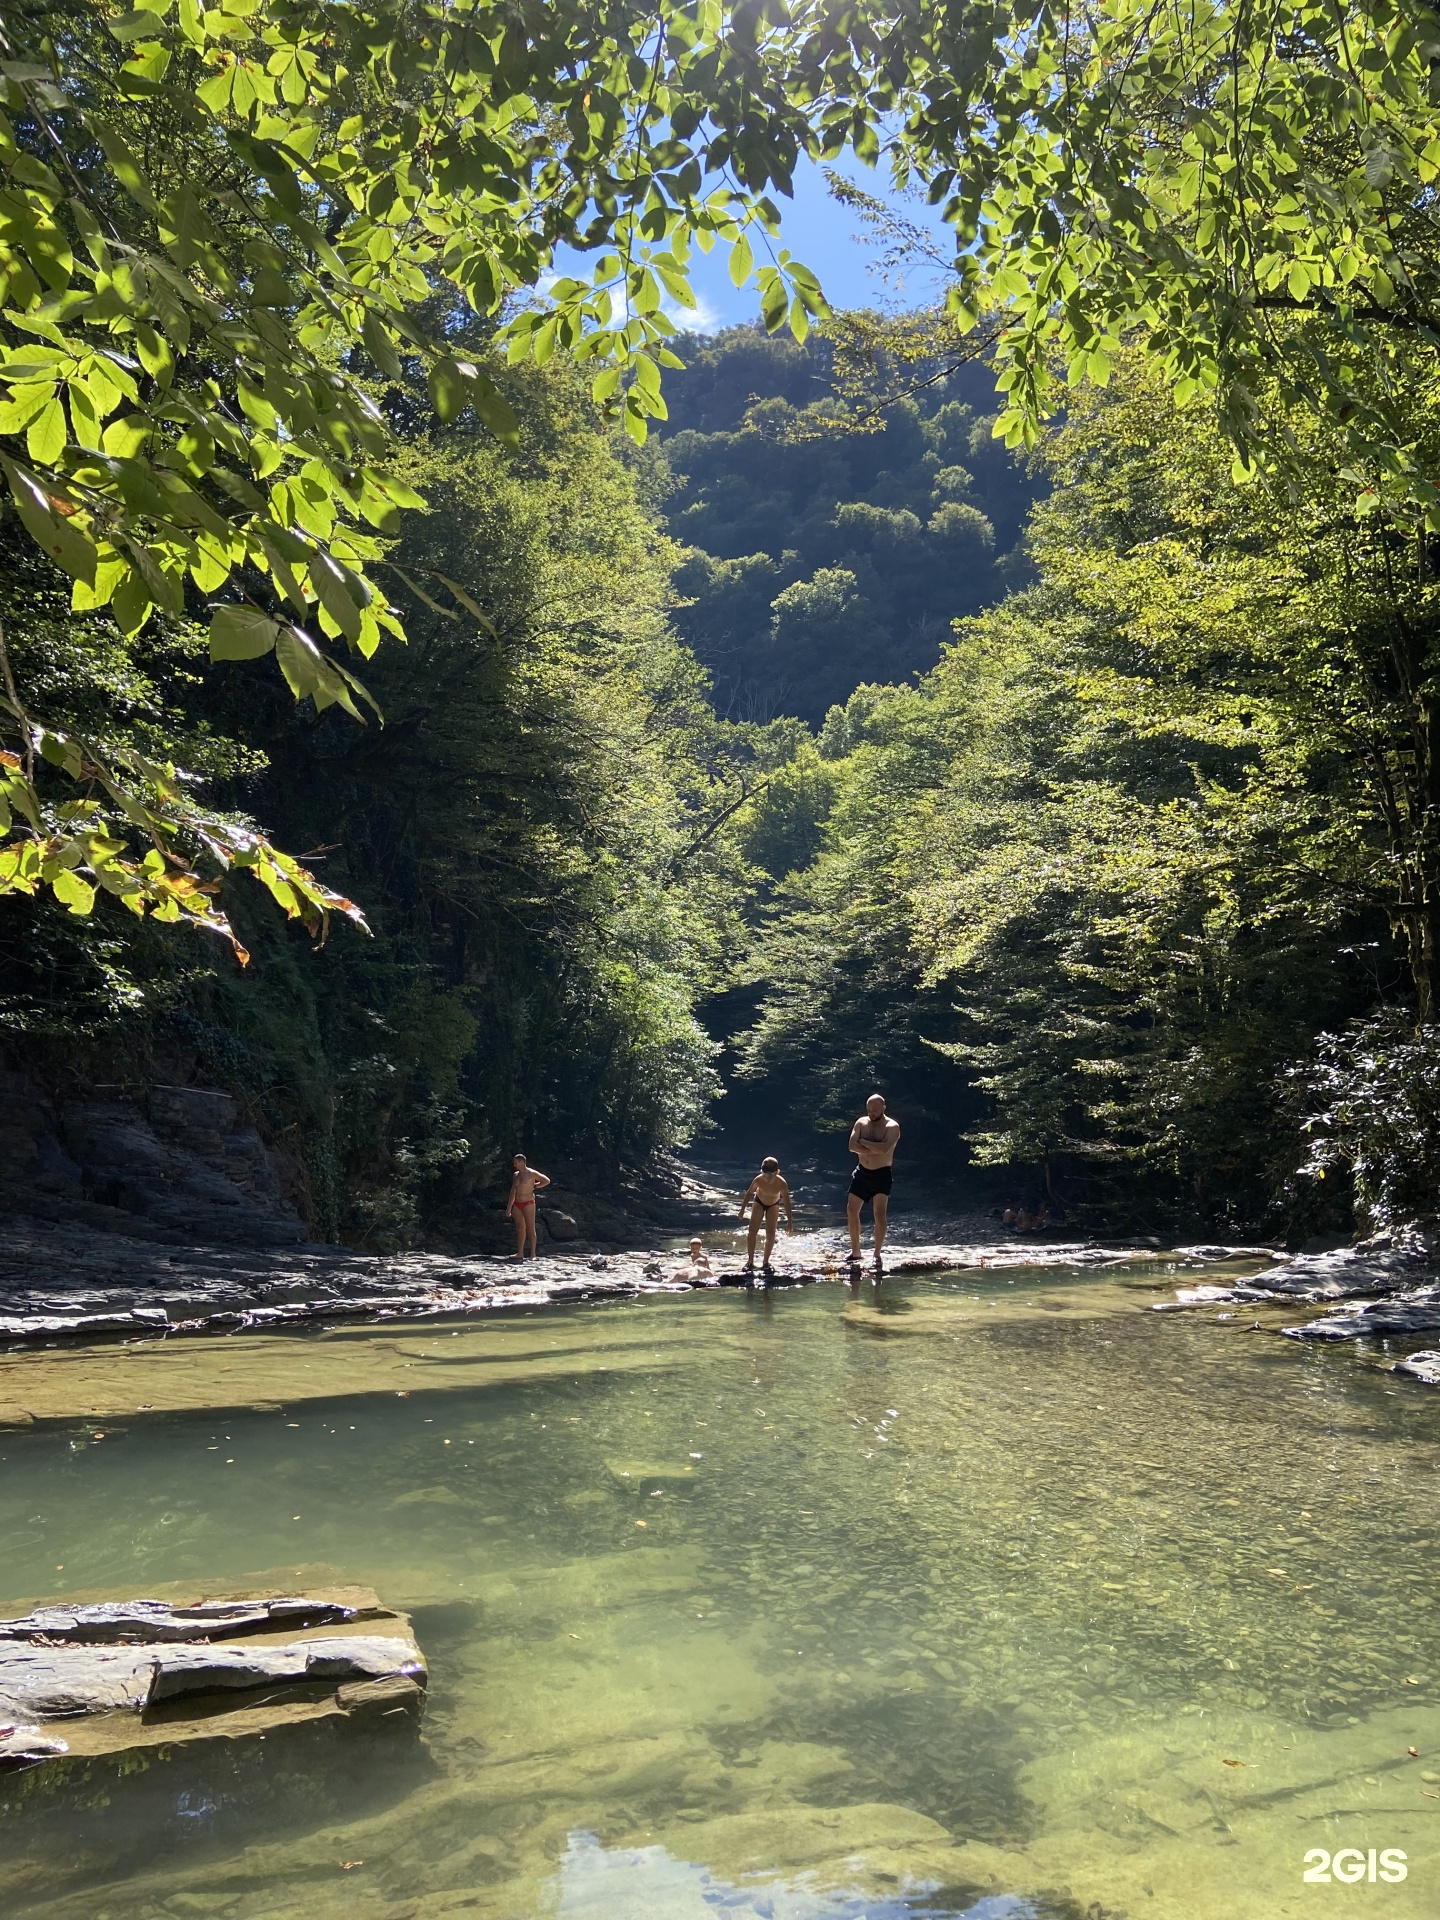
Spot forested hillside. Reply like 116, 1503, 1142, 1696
4, 0, 1440, 1252
2, 354, 753, 1242
8, 328, 1436, 1245
735, 352, 1434, 1238
658, 329, 1040, 723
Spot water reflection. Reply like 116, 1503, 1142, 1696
550, 1830, 1038, 1918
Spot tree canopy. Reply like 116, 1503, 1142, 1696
5, 0, 1440, 959
8, 0, 1440, 1238
0, 0, 827, 948
659, 327, 1040, 721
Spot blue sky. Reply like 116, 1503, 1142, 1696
674, 153, 958, 332
553, 154, 958, 336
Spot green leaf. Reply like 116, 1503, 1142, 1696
209, 605, 280, 660
469, 374, 520, 448
274, 621, 324, 700
274, 623, 372, 722
388, 564, 459, 619
0, 458, 97, 584
428, 357, 469, 423
90, 121, 157, 213
362, 309, 403, 381
25, 395, 66, 464
432, 572, 496, 632
0, 384, 58, 434
729, 233, 754, 288
308, 550, 364, 642
112, 569, 153, 634
109, 10, 168, 40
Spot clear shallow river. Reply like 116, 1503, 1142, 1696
1, 1264, 1438, 1919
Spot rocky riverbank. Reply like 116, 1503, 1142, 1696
0, 1213, 1247, 1349
1162, 1220, 1440, 1355
5, 1074, 1440, 1387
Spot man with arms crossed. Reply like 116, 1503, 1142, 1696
847, 1094, 900, 1267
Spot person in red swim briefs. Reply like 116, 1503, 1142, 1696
505, 1153, 551, 1259
846, 1094, 900, 1269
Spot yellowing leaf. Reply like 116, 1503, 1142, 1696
50, 867, 96, 915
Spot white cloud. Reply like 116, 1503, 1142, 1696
662, 290, 726, 334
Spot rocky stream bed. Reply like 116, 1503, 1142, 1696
1, 1208, 1440, 1390
4, 1068, 1440, 1382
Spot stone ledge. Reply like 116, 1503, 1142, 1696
0, 1586, 424, 1774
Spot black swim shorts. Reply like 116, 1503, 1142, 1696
849, 1163, 893, 1202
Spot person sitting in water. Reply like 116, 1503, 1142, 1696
671, 1236, 714, 1283
739, 1157, 793, 1273
505, 1153, 551, 1259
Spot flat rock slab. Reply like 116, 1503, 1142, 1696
0, 1593, 380, 1643
0, 1585, 424, 1773
1279, 1289, 1440, 1342
1393, 1348, 1440, 1384
0, 1214, 1281, 1351
0, 1634, 422, 1720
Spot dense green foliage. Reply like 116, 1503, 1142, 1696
659, 328, 1039, 722
2, 359, 748, 1240
1295, 1011, 1440, 1233
739, 356, 1427, 1234
8, 0, 1440, 1240
872, 0, 1440, 521
7, 0, 1440, 950
0, 0, 827, 944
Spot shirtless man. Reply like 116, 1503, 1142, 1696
739, 1157, 793, 1272
505, 1153, 551, 1258
847, 1094, 900, 1267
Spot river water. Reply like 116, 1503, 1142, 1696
1, 1262, 1438, 1917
